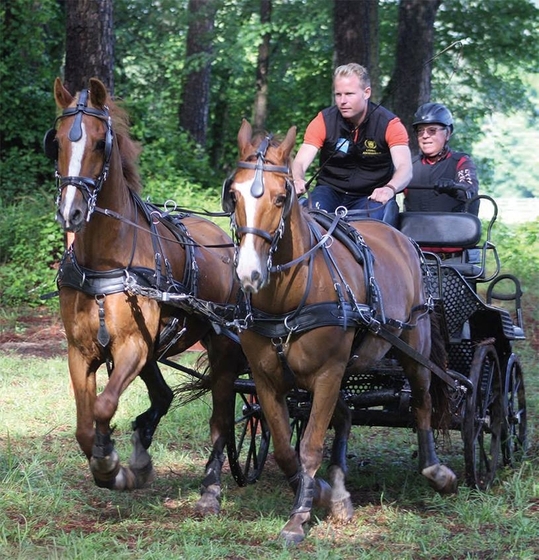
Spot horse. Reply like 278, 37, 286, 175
44, 77, 246, 514
223, 119, 457, 543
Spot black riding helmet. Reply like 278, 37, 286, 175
413, 103, 454, 133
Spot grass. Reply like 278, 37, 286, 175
0, 339, 538, 559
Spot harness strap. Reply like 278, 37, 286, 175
372, 321, 473, 390
95, 294, 114, 375
240, 301, 374, 338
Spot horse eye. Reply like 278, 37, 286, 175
275, 194, 287, 207
96, 139, 106, 152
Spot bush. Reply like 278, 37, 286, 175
0, 192, 64, 307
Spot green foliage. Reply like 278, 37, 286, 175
0, 0, 65, 198
494, 219, 539, 283
0, 192, 64, 307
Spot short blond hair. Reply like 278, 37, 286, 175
334, 63, 371, 89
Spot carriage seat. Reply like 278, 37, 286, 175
398, 212, 483, 277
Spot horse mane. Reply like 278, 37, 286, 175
104, 95, 143, 193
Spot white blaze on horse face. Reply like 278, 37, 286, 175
235, 179, 267, 292
61, 123, 88, 226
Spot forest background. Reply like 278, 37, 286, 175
0, 0, 538, 307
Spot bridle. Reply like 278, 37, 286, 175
224, 135, 294, 272
43, 88, 114, 221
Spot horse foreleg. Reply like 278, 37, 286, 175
68, 348, 98, 459
90, 348, 148, 491
280, 377, 343, 543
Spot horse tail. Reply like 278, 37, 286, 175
428, 308, 451, 434
172, 352, 212, 406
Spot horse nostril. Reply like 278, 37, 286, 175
251, 271, 261, 283
72, 208, 84, 225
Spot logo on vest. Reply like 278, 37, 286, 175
363, 139, 381, 156
336, 138, 350, 153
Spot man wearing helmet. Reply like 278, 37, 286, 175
404, 103, 479, 215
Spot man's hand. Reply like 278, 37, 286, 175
369, 184, 396, 204
434, 179, 458, 195
293, 179, 307, 195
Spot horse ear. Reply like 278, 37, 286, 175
54, 77, 73, 109
237, 119, 254, 158
89, 78, 108, 109
278, 125, 297, 160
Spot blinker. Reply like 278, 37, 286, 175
68, 89, 89, 142
43, 128, 58, 160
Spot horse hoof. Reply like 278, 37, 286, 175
422, 464, 458, 495
132, 462, 156, 488
279, 528, 305, 545
330, 497, 354, 522
194, 495, 221, 516
313, 478, 332, 509
279, 513, 309, 544
195, 484, 221, 516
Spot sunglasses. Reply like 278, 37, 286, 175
416, 126, 447, 137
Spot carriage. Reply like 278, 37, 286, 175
45, 80, 527, 544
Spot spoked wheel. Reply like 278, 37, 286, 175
226, 383, 271, 487
287, 392, 310, 453
502, 353, 527, 467
462, 344, 505, 490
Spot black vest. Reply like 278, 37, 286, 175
405, 152, 470, 212
317, 103, 396, 195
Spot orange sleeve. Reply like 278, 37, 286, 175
386, 117, 409, 147
303, 112, 327, 148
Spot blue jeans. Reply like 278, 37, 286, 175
310, 185, 386, 220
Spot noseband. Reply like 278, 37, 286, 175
44, 89, 114, 221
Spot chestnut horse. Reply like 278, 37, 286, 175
45, 78, 246, 513
224, 120, 457, 543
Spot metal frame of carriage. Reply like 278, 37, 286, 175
154, 193, 527, 492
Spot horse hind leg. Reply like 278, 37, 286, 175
406, 359, 457, 495
129, 360, 174, 487
194, 335, 247, 516
327, 396, 354, 522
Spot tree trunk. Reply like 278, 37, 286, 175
383, 0, 442, 153
252, 0, 272, 130
334, 0, 379, 99
178, 0, 217, 146
64, 0, 114, 94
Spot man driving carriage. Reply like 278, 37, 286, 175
291, 63, 412, 221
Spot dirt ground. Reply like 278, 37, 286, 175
0, 307, 67, 358
0, 306, 206, 358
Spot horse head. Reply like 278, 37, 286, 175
45, 78, 116, 232
226, 119, 296, 293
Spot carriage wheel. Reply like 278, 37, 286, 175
287, 394, 310, 453
226, 389, 271, 487
502, 353, 527, 467
462, 344, 504, 490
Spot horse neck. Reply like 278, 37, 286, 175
74, 158, 138, 268
275, 202, 312, 263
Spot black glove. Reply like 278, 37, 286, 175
434, 179, 458, 196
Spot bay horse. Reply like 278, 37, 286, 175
45, 77, 246, 514
224, 119, 457, 543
